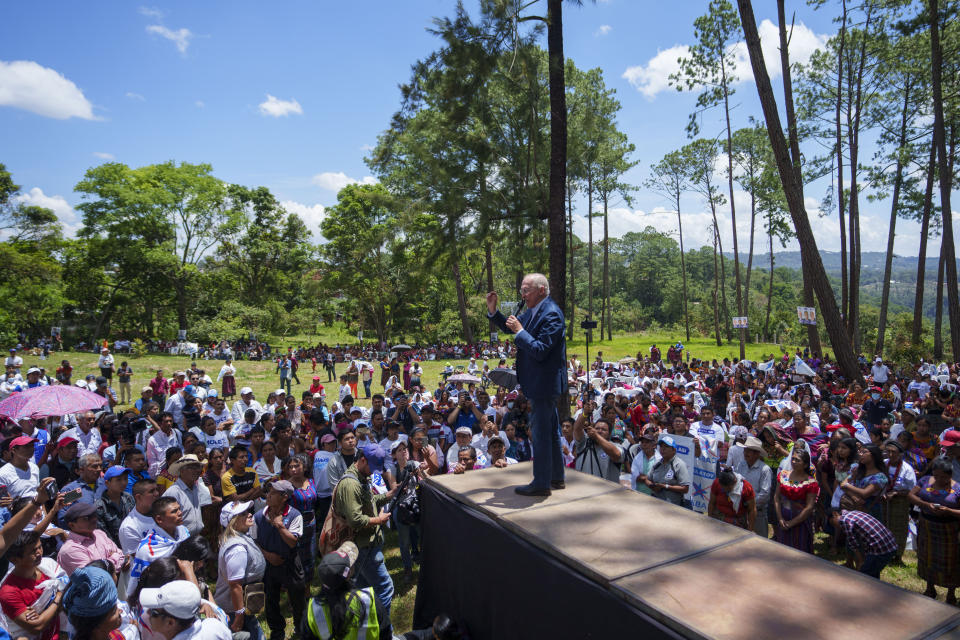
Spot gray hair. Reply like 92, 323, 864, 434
525, 273, 549, 295
458, 445, 478, 460
78, 453, 101, 469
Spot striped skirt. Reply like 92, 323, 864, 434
917, 516, 960, 587
775, 500, 815, 554
883, 495, 910, 558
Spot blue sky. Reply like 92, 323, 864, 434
0, 1, 945, 256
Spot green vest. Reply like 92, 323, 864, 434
306, 587, 380, 640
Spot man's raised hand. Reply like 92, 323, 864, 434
486, 291, 499, 315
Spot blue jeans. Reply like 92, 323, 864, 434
529, 396, 564, 489
354, 545, 394, 625
229, 610, 265, 640
393, 512, 420, 571
860, 551, 894, 578
280, 376, 291, 395
363, 379, 372, 398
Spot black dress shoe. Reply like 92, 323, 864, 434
551, 481, 566, 490
515, 485, 552, 497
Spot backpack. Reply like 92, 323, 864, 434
319, 471, 359, 555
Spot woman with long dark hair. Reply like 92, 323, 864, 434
773, 447, 819, 553
839, 443, 889, 519
909, 457, 960, 603
285, 455, 319, 580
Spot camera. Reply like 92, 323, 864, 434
112, 416, 149, 445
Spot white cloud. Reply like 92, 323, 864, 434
595, 25, 612, 37
311, 171, 377, 192
729, 19, 826, 85
146, 25, 193, 54
14, 188, 82, 237
125, 91, 145, 101
280, 201, 326, 239
93, 152, 114, 160
195, 100, 205, 108
623, 20, 826, 99
359, 144, 374, 152
139, 6, 163, 19
622, 45, 688, 99
0, 60, 95, 120
258, 94, 303, 117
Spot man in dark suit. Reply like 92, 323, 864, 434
486, 273, 566, 496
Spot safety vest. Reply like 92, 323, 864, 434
305, 587, 380, 640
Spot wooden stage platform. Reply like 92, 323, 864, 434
414, 462, 960, 639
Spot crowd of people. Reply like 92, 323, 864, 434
3, 339, 960, 639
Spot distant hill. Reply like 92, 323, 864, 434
723, 250, 951, 319
728, 250, 948, 276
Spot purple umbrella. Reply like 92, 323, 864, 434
0, 385, 108, 420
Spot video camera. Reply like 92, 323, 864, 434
112, 415, 150, 445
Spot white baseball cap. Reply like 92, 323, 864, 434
240, 386, 253, 395
220, 500, 253, 528
139, 580, 201, 619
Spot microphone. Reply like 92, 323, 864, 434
514, 299, 526, 317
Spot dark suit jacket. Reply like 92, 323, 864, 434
490, 296, 566, 400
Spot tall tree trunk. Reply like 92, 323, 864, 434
935, 241, 945, 360
546, 0, 568, 332
676, 190, 691, 342
836, 1, 849, 333
175, 276, 188, 333
452, 252, 475, 345
765, 229, 774, 341
846, 12, 870, 354
876, 80, 912, 356
587, 172, 594, 320
713, 224, 722, 346
719, 234, 731, 342
930, 0, 960, 363
567, 177, 576, 336
913, 144, 937, 344
603, 194, 611, 340
737, 0, 861, 381
486, 241, 495, 338
778, 0, 821, 355
745, 187, 756, 331
721, 55, 746, 359
708, 202, 730, 342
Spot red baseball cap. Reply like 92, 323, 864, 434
10, 435, 38, 448
56, 435, 79, 448
941, 430, 960, 447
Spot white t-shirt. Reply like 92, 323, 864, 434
871, 364, 890, 383
253, 457, 282, 483
201, 430, 230, 452
312, 450, 336, 497
0, 461, 40, 498
118, 509, 156, 555
690, 421, 727, 457
98, 353, 114, 369
209, 410, 232, 428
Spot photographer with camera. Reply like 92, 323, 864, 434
447, 394, 483, 434
572, 403, 626, 483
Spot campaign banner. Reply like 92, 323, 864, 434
670, 434, 718, 514
797, 306, 817, 326
732, 316, 748, 329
